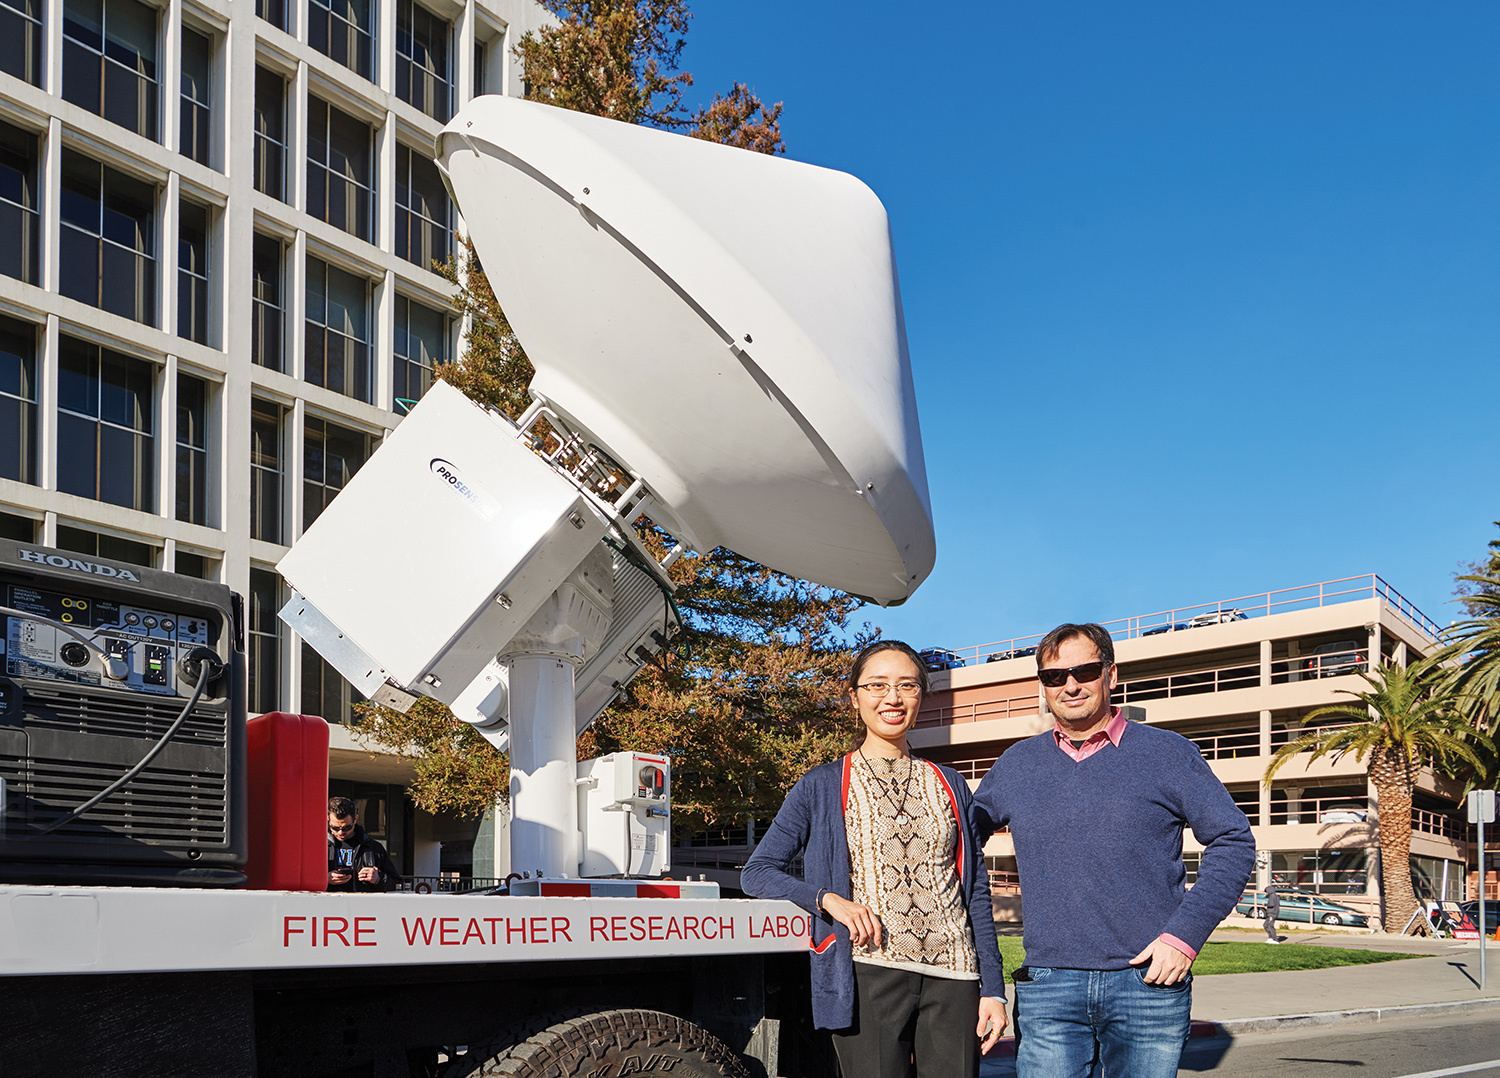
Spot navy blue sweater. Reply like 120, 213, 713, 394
742, 754, 1006, 1030
972, 721, 1254, 971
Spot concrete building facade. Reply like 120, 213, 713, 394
912, 576, 1476, 923
0, 0, 547, 881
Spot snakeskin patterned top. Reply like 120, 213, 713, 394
845, 753, 979, 979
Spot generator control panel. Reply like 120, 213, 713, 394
4, 583, 214, 697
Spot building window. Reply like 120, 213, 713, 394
0, 511, 35, 541
253, 66, 286, 201
308, 0, 371, 81
394, 294, 446, 410
56, 336, 154, 512
307, 98, 372, 243
62, 0, 159, 142
395, 144, 450, 270
59, 151, 157, 326
178, 200, 211, 345
176, 373, 208, 525
0, 0, 43, 86
0, 121, 39, 286
249, 566, 282, 713
396, 0, 450, 122
56, 523, 155, 567
305, 258, 371, 403
473, 38, 487, 97
302, 415, 370, 530
179, 26, 212, 167
301, 643, 360, 724
255, 0, 285, 33
250, 398, 282, 543
175, 550, 213, 578
0, 315, 37, 485
251, 233, 284, 371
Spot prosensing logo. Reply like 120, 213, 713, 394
429, 458, 499, 520
17, 549, 143, 582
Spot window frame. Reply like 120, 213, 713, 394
177, 198, 212, 345
306, 97, 374, 243
395, 0, 451, 122
0, 313, 38, 486
175, 371, 209, 526
55, 335, 157, 512
251, 231, 285, 372
179, 24, 213, 167
304, 256, 373, 403
308, 0, 373, 81
62, 0, 161, 142
393, 292, 447, 411
253, 65, 287, 201
0, 119, 40, 287
250, 397, 283, 544
59, 149, 158, 327
395, 142, 451, 271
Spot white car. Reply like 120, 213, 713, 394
1186, 609, 1248, 628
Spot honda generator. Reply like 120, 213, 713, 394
0, 538, 246, 886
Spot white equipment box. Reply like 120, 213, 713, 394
578, 752, 671, 877
277, 382, 606, 707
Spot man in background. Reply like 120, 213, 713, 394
972, 622, 1255, 1077
327, 796, 402, 892
1264, 884, 1281, 943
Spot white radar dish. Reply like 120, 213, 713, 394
437, 97, 935, 604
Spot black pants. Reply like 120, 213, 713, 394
832, 961, 980, 1078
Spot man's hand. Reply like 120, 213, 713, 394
357, 866, 380, 883
1129, 938, 1193, 985
821, 893, 883, 948
329, 870, 352, 886
977, 996, 1008, 1055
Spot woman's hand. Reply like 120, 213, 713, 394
821, 893, 883, 948
977, 996, 1008, 1054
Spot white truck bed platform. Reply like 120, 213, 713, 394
0, 886, 811, 976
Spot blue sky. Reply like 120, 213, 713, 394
677, 2, 1500, 652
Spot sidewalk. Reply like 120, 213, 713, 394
980, 930, 1500, 1073
1190, 928, 1500, 1033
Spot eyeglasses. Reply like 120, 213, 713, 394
1037, 662, 1108, 688
857, 681, 923, 698
329, 822, 356, 834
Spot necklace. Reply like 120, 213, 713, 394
859, 747, 917, 826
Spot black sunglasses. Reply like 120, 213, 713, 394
1037, 661, 1108, 688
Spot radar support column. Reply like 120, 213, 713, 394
505, 650, 582, 879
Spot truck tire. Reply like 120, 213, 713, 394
450, 1009, 748, 1078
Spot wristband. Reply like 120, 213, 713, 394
815, 887, 831, 913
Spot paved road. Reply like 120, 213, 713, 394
980, 1011, 1500, 1077
1180, 1011, 1500, 1076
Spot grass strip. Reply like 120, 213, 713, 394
995, 938, 1423, 981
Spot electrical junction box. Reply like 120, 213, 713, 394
276, 381, 607, 707
577, 752, 670, 877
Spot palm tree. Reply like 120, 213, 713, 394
1431, 571, 1500, 771
1265, 662, 1487, 933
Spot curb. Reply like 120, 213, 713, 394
1193, 995, 1500, 1036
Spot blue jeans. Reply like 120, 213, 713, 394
1012, 966, 1191, 1078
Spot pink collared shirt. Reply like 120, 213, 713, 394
1051, 707, 1198, 962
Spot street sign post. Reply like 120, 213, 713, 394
1467, 790, 1495, 990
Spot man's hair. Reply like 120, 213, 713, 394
328, 796, 356, 819
1036, 623, 1115, 669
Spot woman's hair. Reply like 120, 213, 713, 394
845, 640, 929, 750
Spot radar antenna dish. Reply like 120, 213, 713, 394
438, 97, 935, 604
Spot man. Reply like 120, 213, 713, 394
972, 623, 1254, 1077
1263, 883, 1281, 943
327, 796, 402, 892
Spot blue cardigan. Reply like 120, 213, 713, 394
742, 754, 1006, 1030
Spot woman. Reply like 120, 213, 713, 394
742, 640, 1007, 1076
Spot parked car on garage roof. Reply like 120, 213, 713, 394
1186, 609, 1248, 628
1142, 622, 1189, 636
986, 646, 1036, 662
919, 647, 966, 671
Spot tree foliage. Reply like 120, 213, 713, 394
1432, 570, 1500, 781
516, 0, 692, 127
354, 2, 828, 825
1453, 522, 1500, 618
1264, 663, 1488, 933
